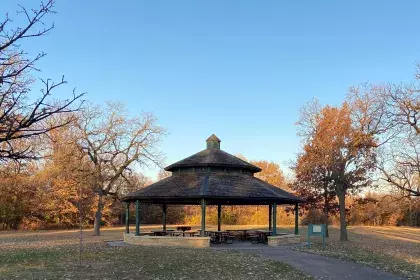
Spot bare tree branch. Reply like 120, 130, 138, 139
0, 1, 84, 161
75, 102, 166, 235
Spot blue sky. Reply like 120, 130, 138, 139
4, 0, 420, 179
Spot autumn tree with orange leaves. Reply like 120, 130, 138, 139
251, 160, 287, 190
292, 144, 337, 237
296, 101, 378, 241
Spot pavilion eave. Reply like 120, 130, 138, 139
121, 195, 303, 205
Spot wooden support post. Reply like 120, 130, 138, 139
217, 205, 221, 231
294, 203, 299, 235
162, 204, 167, 231
135, 200, 140, 236
201, 199, 206, 237
272, 202, 277, 236
125, 202, 130, 234
268, 204, 272, 231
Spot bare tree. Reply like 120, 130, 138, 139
378, 134, 420, 197
157, 169, 171, 180
0, 0, 84, 161
381, 66, 420, 197
388, 83, 420, 135
76, 102, 165, 236
347, 84, 395, 141
347, 66, 420, 197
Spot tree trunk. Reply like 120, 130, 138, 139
93, 191, 104, 236
324, 190, 329, 238
337, 188, 348, 241
408, 197, 412, 227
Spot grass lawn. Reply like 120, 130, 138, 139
1, 225, 418, 279
293, 225, 420, 280
0, 226, 311, 280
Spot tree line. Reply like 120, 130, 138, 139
1, 1, 418, 239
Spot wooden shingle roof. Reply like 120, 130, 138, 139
121, 172, 301, 204
122, 135, 302, 205
165, 148, 262, 173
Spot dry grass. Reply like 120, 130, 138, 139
0, 225, 310, 280
1, 225, 418, 279
294, 225, 420, 280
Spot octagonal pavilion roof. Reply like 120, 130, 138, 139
122, 135, 302, 205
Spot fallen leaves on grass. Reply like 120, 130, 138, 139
0, 229, 311, 280
294, 227, 420, 280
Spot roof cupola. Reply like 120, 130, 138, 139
206, 134, 221, 149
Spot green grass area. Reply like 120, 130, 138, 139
294, 226, 420, 280
0, 228, 311, 280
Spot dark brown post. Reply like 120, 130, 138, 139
217, 205, 222, 231
268, 204, 272, 231
125, 202, 130, 234
201, 199, 206, 236
162, 204, 167, 231
272, 202, 277, 235
135, 200, 140, 236
294, 203, 299, 235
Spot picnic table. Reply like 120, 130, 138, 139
169, 230, 183, 237
226, 229, 251, 232
208, 231, 234, 244
255, 230, 273, 243
184, 230, 199, 237
151, 230, 167, 236
197, 230, 213, 236
176, 226, 192, 232
170, 230, 198, 237
226, 229, 250, 241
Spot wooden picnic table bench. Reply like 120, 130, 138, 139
208, 231, 235, 244
170, 230, 198, 237
226, 229, 250, 241
176, 226, 192, 232
151, 230, 167, 236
